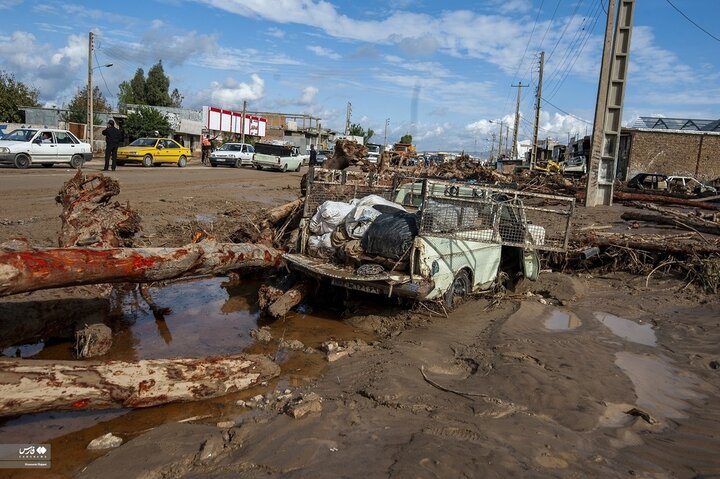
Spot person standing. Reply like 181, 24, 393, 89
309, 144, 317, 166
102, 119, 122, 171
201, 134, 212, 165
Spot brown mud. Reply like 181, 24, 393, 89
1, 165, 719, 478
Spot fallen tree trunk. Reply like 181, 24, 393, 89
0, 239, 283, 297
620, 212, 720, 236
576, 232, 720, 255
613, 191, 720, 211
0, 354, 279, 416
267, 280, 313, 318
262, 198, 304, 228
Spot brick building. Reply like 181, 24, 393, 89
619, 117, 720, 181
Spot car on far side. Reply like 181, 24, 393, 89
559, 155, 587, 175
666, 175, 717, 195
0, 128, 91, 169
116, 137, 190, 167
209, 142, 255, 168
627, 173, 669, 191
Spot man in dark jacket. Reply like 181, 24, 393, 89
102, 119, 122, 171
309, 144, 317, 166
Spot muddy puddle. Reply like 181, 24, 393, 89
543, 308, 582, 331
0, 276, 373, 478
595, 312, 656, 346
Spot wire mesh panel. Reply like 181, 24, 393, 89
304, 169, 394, 218
418, 181, 575, 252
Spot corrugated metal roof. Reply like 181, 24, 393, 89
631, 116, 720, 131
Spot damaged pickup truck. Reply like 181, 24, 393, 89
284, 170, 575, 307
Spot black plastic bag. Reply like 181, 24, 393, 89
361, 211, 419, 260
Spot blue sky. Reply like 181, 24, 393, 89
1, 0, 719, 151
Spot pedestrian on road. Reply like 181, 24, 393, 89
201, 134, 217, 165
102, 119, 122, 171
309, 144, 317, 166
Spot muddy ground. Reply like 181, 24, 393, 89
1, 162, 719, 478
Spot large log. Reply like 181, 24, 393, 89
620, 211, 720, 236
0, 239, 283, 297
267, 280, 313, 318
577, 232, 720, 255
0, 354, 279, 416
613, 191, 720, 211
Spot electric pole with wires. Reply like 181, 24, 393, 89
510, 82, 527, 160
530, 51, 545, 170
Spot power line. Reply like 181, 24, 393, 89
546, 0, 585, 62
665, 0, 720, 43
544, 0, 601, 92
93, 50, 114, 99
541, 97, 592, 124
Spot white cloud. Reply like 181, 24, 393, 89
629, 26, 697, 85
300, 86, 318, 104
307, 45, 341, 60
206, 74, 265, 108
266, 27, 286, 38
0, 0, 22, 9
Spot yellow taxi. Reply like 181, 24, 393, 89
116, 138, 191, 167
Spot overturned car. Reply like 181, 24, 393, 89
284, 170, 575, 307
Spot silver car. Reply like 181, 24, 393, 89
0, 128, 92, 169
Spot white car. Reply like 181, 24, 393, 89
252, 143, 304, 172
666, 176, 717, 195
0, 128, 92, 169
559, 155, 586, 174
209, 142, 255, 168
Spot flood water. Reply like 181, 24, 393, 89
0, 276, 373, 478
543, 308, 582, 331
595, 312, 656, 346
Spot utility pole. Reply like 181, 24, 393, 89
510, 82, 527, 160
344, 102, 352, 135
240, 100, 247, 145
490, 133, 496, 160
497, 122, 503, 158
585, 0, 635, 206
530, 51, 545, 170
87, 31, 94, 148
505, 124, 510, 156
383, 118, 389, 152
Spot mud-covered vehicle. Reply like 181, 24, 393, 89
284, 170, 575, 307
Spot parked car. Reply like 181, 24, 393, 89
666, 176, 717, 195
252, 142, 303, 172
116, 138, 190, 167
627, 173, 669, 190
559, 155, 586, 175
209, 142, 255, 168
0, 128, 91, 169
315, 149, 331, 165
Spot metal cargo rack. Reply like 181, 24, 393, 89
418, 181, 575, 252
303, 169, 575, 252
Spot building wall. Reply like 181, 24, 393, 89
626, 129, 720, 181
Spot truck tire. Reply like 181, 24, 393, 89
444, 270, 470, 309
282, 163, 288, 172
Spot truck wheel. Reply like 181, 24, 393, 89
282, 164, 288, 172
444, 270, 470, 309
295, 163, 301, 172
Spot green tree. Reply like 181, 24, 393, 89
0, 70, 39, 122
62, 86, 111, 124
347, 123, 375, 144
124, 105, 172, 139
170, 88, 183, 108
117, 68, 147, 109
399, 134, 413, 144
145, 61, 172, 107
